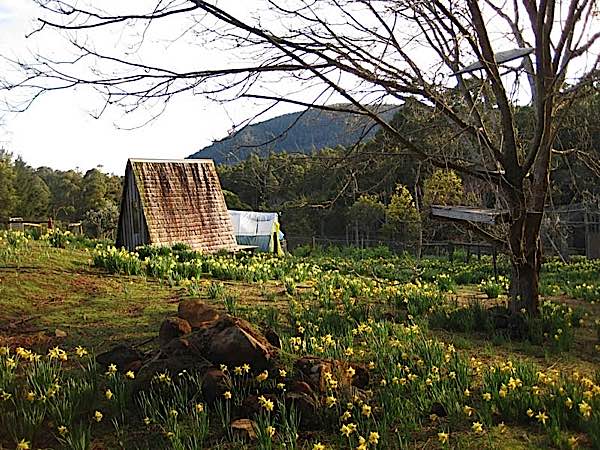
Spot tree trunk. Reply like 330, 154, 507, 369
508, 213, 544, 315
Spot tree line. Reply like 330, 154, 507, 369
1, 89, 598, 244
0, 151, 122, 238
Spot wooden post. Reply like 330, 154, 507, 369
492, 245, 498, 278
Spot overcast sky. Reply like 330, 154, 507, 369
0, 1, 300, 175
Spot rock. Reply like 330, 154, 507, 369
124, 359, 143, 373
284, 391, 320, 429
134, 351, 212, 392
96, 345, 145, 372
264, 328, 281, 348
159, 317, 192, 347
206, 322, 272, 370
289, 381, 314, 396
201, 367, 228, 403
178, 299, 219, 328
185, 316, 277, 371
231, 419, 257, 440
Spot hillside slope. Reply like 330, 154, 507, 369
188, 105, 397, 164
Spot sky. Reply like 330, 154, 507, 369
1, 1, 596, 176
0, 1, 300, 175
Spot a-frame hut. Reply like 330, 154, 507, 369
116, 158, 237, 253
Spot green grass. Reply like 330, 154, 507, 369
0, 245, 179, 350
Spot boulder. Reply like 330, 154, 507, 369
264, 328, 282, 348
159, 317, 192, 347
201, 367, 228, 403
178, 299, 219, 328
185, 316, 277, 371
284, 391, 320, 429
96, 345, 145, 373
134, 350, 212, 392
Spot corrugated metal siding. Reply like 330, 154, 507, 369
117, 160, 236, 253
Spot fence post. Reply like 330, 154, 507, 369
492, 246, 498, 278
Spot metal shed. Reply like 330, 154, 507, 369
116, 158, 237, 253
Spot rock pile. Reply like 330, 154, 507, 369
98, 300, 278, 392
96, 300, 370, 433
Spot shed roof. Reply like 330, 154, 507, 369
431, 205, 508, 225
129, 158, 237, 253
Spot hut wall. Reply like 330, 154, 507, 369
116, 165, 149, 251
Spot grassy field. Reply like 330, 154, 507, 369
1, 234, 599, 449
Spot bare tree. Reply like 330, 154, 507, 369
2, 0, 600, 313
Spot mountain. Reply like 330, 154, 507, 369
188, 105, 398, 164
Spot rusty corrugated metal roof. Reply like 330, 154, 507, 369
129, 159, 237, 253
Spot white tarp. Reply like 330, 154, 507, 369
229, 210, 279, 236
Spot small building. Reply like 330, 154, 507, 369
229, 210, 284, 255
116, 158, 237, 253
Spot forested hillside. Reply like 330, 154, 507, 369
189, 105, 398, 164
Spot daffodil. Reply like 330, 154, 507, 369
535, 411, 549, 425
313, 443, 326, 450
361, 404, 372, 417
367, 431, 379, 444
471, 422, 483, 434
438, 432, 449, 444
265, 425, 276, 438
94, 411, 103, 422
579, 401, 592, 418
105, 389, 113, 400
16, 439, 30, 450
75, 346, 88, 358
258, 395, 275, 411
223, 391, 232, 400
256, 370, 269, 382
57, 425, 68, 436
125, 370, 135, 379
